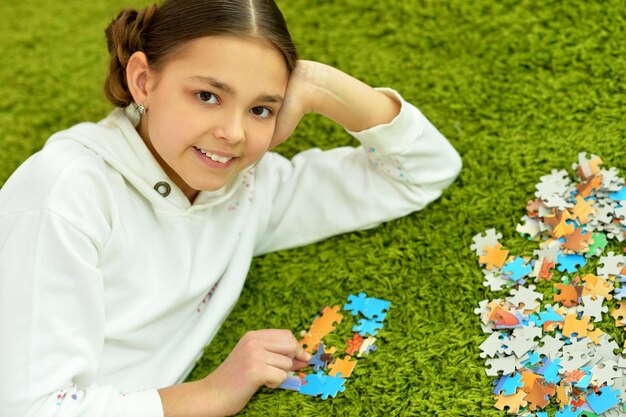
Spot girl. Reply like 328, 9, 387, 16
0, 0, 462, 416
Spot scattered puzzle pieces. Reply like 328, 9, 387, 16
474, 153, 626, 416
286, 293, 390, 400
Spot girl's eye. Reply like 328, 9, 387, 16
196, 91, 219, 104
251, 106, 272, 119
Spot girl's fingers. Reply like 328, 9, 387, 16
290, 358, 310, 371
293, 345, 311, 362
246, 330, 307, 359
263, 367, 288, 389
264, 351, 296, 372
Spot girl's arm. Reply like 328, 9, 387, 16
255, 61, 462, 255
158, 330, 310, 417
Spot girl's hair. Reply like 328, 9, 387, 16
103, 0, 298, 107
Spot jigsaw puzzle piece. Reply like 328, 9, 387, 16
308, 343, 335, 371
299, 331, 323, 353
345, 333, 364, 356
502, 256, 533, 283
309, 305, 343, 338
319, 374, 347, 400
479, 243, 509, 270
586, 385, 621, 414
299, 372, 326, 397
328, 356, 357, 378
343, 292, 390, 320
496, 372, 523, 395
278, 373, 303, 391
298, 371, 347, 400
357, 336, 377, 357
493, 389, 528, 415
609, 186, 626, 201
471, 228, 503, 255
352, 318, 383, 337
556, 253, 587, 273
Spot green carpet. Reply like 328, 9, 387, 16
1, 0, 625, 415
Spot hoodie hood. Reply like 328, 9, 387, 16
45, 107, 247, 213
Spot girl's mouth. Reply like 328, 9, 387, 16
193, 146, 234, 164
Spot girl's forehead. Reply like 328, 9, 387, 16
164, 35, 288, 76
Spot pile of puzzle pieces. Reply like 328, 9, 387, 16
474, 153, 626, 416
278, 292, 390, 399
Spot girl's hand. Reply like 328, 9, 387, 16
201, 329, 310, 416
270, 60, 325, 149
270, 60, 400, 149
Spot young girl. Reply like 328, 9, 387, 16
0, 0, 461, 416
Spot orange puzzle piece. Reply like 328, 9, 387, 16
479, 244, 509, 270
299, 331, 323, 353
553, 283, 582, 307
494, 389, 528, 415
552, 212, 576, 238
299, 305, 344, 353
525, 382, 550, 411
345, 334, 364, 356
560, 228, 592, 253
576, 174, 603, 198
582, 274, 613, 300
328, 356, 357, 378
610, 301, 626, 327
562, 314, 593, 339
571, 195, 596, 224
309, 305, 343, 338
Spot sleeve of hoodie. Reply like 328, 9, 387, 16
253, 89, 462, 256
0, 146, 164, 417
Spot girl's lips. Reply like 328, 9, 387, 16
193, 146, 238, 169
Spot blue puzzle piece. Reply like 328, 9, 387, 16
299, 372, 326, 397
537, 357, 562, 385
502, 256, 533, 282
492, 375, 507, 395
615, 287, 626, 300
353, 318, 383, 336
557, 253, 587, 273
309, 343, 330, 371
319, 374, 347, 399
535, 305, 564, 327
344, 292, 390, 321
499, 372, 523, 395
586, 386, 621, 414
610, 186, 626, 201
522, 350, 541, 368
298, 371, 347, 400
278, 374, 302, 391
555, 405, 581, 417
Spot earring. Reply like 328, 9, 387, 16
137, 103, 146, 115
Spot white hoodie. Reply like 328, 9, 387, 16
0, 89, 461, 417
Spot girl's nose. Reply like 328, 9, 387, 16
214, 113, 245, 144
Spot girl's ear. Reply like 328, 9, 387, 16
126, 52, 151, 107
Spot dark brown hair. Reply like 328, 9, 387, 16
104, 0, 298, 107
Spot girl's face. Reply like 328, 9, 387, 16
138, 36, 289, 201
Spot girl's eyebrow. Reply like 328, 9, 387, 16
189, 75, 283, 103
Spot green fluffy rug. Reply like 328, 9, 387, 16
1, 0, 625, 415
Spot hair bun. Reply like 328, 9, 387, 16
103, 4, 158, 107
